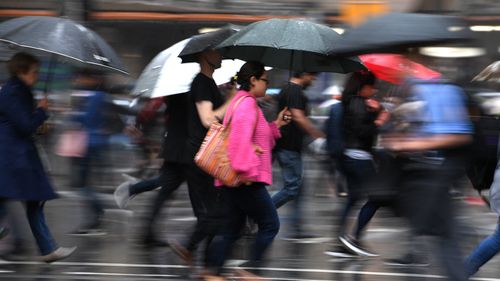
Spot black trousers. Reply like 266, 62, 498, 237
145, 162, 224, 252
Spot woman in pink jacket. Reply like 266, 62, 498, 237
207, 61, 291, 280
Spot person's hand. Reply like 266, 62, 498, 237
275, 107, 292, 128
253, 144, 264, 155
37, 97, 48, 111
365, 98, 381, 112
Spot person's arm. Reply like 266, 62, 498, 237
1, 89, 48, 137
290, 108, 325, 139
383, 134, 472, 152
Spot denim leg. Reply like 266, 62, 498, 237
465, 222, 500, 277
246, 185, 280, 262
129, 176, 161, 196
272, 150, 303, 209
25, 201, 57, 255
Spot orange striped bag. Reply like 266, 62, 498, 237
194, 96, 253, 187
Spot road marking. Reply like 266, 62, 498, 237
0, 270, 14, 273
1, 261, 499, 281
63, 272, 179, 278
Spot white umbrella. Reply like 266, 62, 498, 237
132, 38, 245, 98
473, 61, 500, 83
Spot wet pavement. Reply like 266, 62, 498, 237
1, 153, 500, 281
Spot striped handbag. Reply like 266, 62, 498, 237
194, 96, 253, 187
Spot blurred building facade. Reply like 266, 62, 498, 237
0, 0, 499, 88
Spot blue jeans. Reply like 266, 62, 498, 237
465, 220, 500, 277
211, 183, 280, 271
271, 149, 303, 234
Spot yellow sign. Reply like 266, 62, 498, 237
340, 1, 389, 26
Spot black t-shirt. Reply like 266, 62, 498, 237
163, 94, 191, 164
186, 73, 224, 159
276, 82, 309, 152
342, 96, 378, 152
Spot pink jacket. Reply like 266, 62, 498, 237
215, 90, 281, 186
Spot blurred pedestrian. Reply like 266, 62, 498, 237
326, 71, 388, 257
205, 61, 291, 281
382, 79, 472, 280
464, 152, 500, 277
70, 69, 126, 235
0, 52, 76, 262
272, 71, 325, 239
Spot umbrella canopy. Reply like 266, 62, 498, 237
473, 61, 500, 83
330, 13, 474, 56
217, 18, 366, 73
132, 38, 245, 99
179, 26, 239, 63
360, 54, 441, 84
0, 16, 127, 74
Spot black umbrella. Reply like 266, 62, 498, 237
178, 25, 239, 63
216, 18, 365, 73
329, 13, 474, 56
0, 16, 127, 74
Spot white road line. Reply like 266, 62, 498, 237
63, 272, 178, 278
1, 260, 499, 281
0, 270, 14, 273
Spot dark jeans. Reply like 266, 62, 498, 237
399, 156, 467, 281
73, 145, 105, 228
211, 183, 280, 272
338, 156, 376, 237
0, 199, 57, 255
272, 149, 304, 234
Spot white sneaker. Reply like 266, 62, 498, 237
114, 182, 132, 209
41, 246, 77, 263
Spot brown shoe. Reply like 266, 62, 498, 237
41, 246, 77, 263
168, 239, 193, 265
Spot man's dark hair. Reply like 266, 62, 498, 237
341, 70, 376, 104
236, 61, 265, 91
8, 52, 39, 77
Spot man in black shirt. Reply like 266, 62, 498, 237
167, 48, 233, 263
272, 72, 326, 238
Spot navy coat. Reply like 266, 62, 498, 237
0, 77, 57, 201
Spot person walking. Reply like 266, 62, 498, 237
272, 72, 325, 239
333, 71, 391, 256
0, 52, 76, 262
382, 79, 472, 280
464, 153, 500, 276
205, 61, 291, 281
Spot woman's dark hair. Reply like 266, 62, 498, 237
8, 52, 39, 77
236, 61, 265, 91
341, 70, 376, 104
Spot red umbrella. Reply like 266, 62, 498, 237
359, 54, 441, 84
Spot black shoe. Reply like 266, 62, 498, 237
339, 235, 379, 257
324, 245, 357, 258
384, 254, 429, 267
141, 236, 169, 247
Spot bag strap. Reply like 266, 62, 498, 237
225, 95, 259, 137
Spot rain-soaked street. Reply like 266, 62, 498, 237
1, 153, 499, 281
